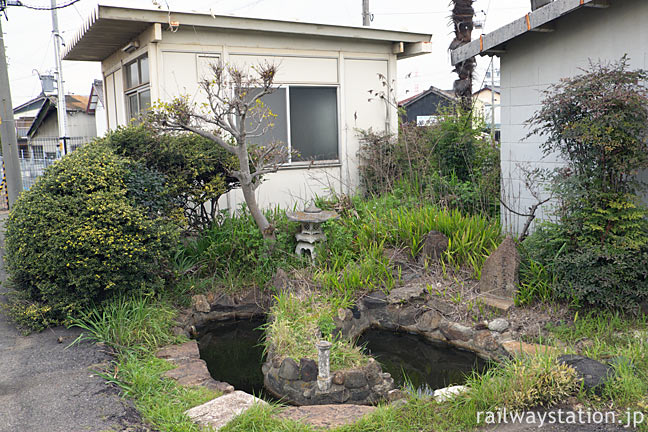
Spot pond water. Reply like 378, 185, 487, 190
198, 319, 490, 401
358, 329, 490, 392
197, 318, 268, 397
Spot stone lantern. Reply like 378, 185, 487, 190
286, 202, 338, 259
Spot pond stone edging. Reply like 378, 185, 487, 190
334, 286, 514, 361
262, 355, 396, 406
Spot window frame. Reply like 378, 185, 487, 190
124, 53, 151, 120
252, 84, 341, 166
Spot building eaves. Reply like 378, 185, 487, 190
451, 0, 609, 65
64, 4, 433, 62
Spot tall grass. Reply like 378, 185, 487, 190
70, 295, 178, 354
175, 207, 303, 290
70, 296, 220, 432
337, 195, 501, 278
264, 293, 368, 371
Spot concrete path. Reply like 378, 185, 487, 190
0, 213, 150, 432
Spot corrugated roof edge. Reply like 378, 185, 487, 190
64, 4, 433, 61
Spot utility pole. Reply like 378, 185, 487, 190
362, 0, 370, 26
51, 0, 68, 156
491, 60, 495, 141
0, 15, 24, 206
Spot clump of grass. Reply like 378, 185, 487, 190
265, 293, 368, 371
175, 206, 303, 291
220, 403, 312, 432
70, 295, 179, 354
356, 203, 501, 278
315, 242, 395, 303
443, 354, 579, 429
544, 311, 648, 419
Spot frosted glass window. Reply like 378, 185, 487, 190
140, 56, 149, 85
289, 87, 338, 161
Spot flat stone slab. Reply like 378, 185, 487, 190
502, 340, 557, 357
185, 391, 267, 431
387, 285, 427, 303
156, 341, 200, 362
279, 404, 376, 429
157, 341, 235, 394
480, 294, 515, 312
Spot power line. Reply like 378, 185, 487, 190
9, 0, 82, 10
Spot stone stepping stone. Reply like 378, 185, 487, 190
501, 340, 557, 357
185, 391, 267, 431
156, 341, 234, 394
278, 404, 376, 429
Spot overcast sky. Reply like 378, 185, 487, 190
3, 0, 530, 107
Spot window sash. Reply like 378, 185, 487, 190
124, 54, 149, 92
247, 85, 339, 164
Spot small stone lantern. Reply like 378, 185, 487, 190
286, 202, 338, 259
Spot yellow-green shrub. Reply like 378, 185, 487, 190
5, 144, 178, 328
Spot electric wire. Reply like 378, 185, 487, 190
14, 0, 82, 11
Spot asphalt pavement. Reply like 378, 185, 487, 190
0, 212, 149, 432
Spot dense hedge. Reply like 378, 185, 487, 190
105, 126, 238, 231
5, 144, 178, 327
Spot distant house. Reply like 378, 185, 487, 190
472, 85, 500, 140
451, 0, 645, 234
13, 94, 97, 188
62, 4, 432, 209
87, 79, 108, 137
398, 86, 456, 125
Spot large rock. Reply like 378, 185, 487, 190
558, 355, 614, 393
387, 285, 427, 304
156, 341, 200, 362
299, 358, 318, 382
415, 310, 442, 332
479, 236, 520, 298
433, 385, 468, 403
418, 230, 449, 262
439, 321, 473, 342
344, 370, 368, 389
192, 294, 211, 313
185, 391, 267, 431
278, 358, 300, 381
157, 341, 234, 394
488, 318, 510, 333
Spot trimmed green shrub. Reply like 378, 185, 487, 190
5, 144, 178, 327
105, 125, 238, 231
553, 244, 648, 312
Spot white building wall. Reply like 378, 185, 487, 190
101, 24, 398, 212
500, 0, 648, 234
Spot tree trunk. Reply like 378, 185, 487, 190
240, 182, 275, 241
235, 145, 276, 241
450, 0, 476, 110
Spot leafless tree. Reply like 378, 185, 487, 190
148, 62, 289, 240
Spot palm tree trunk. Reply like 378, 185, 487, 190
450, 0, 476, 111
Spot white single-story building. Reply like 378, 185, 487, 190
63, 4, 432, 210
451, 0, 648, 234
